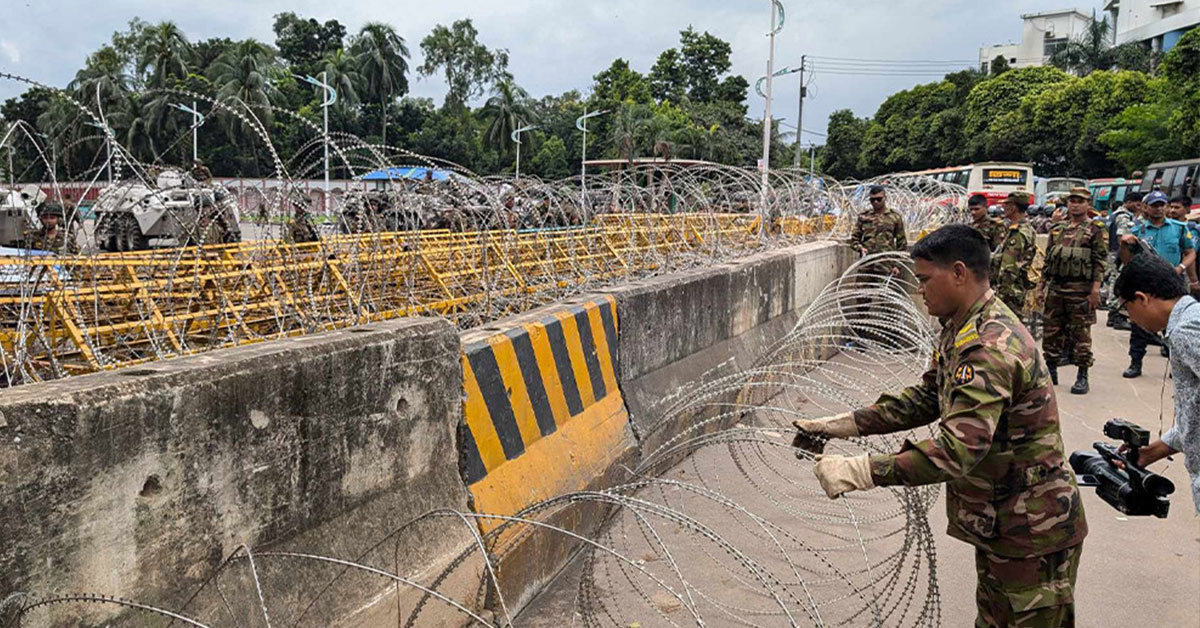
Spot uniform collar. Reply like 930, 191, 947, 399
946, 289, 994, 339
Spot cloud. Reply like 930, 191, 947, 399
0, 0, 1103, 138
0, 40, 19, 64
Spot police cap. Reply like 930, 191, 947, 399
1144, 190, 1169, 206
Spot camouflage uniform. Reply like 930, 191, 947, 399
853, 291, 1087, 626
973, 215, 1007, 251
26, 226, 78, 254
991, 218, 1038, 316
851, 207, 907, 261
1104, 207, 1135, 311
1042, 219, 1108, 368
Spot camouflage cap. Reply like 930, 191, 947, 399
39, 202, 64, 217
1005, 191, 1031, 208
1067, 186, 1092, 201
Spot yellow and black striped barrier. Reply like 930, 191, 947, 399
459, 296, 633, 528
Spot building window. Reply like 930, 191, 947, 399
1044, 37, 1069, 59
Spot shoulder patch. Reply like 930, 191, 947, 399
953, 363, 976, 385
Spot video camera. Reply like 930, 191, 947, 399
1070, 419, 1175, 518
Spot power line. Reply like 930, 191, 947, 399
806, 55, 977, 65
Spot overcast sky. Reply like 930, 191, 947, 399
0, 0, 1105, 141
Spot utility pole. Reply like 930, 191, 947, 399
793, 55, 807, 169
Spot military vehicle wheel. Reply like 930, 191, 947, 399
107, 214, 148, 252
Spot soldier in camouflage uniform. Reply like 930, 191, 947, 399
1104, 192, 1140, 330
26, 202, 78, 254
992, 192, 1038, 317
969, 194, 1006, 251
795, 225, 1087, 628
1041, 188, 1107, 395
850, 185, 907, 274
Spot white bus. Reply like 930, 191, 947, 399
892, 162, 1036, 205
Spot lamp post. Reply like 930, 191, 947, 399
512, 123, 538, 180
576, 109, 609, 220
297, 73, 338, 215
759, 0, 785, 233
171, 102, 205, 163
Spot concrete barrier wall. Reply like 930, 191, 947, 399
0, 240, 855, 625
0, 318, 471, 625
603, 241, 855, 453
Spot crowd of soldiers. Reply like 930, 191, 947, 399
852, 184, 1199, 396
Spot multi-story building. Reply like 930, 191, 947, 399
1105, 0, 1200, 51
978, 9, 1095, 73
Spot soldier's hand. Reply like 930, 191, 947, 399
812, 454, 874, 498
890, 266, 901, 277
1087, 289, 1101, 311
792, 413, 859, 439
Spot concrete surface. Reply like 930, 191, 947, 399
0, 317, 472, 626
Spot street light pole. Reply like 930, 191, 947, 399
760, 0, 785, 231
576, 109, 609, 221
512, 124, 538, 180
171, 102, 206, 164
298, 73, 338, 215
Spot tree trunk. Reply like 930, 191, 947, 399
381, 90, 388, 145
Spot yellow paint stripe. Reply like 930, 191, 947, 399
586, 301, 619, 396
462, 356, 507, 472
556, 310, 596, 407
488, 334, 543, 449
525, 322, 572, 427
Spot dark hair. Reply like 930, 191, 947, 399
910, 224, 991, 281
1170, 196, 1192, 207
967, 194, 988, 208
1115, 253, 1187, 301
1126, 191, 1144, 203
868, 185, 886, 196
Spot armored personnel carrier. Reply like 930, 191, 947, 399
93, 169, 242, 251
0, 184, 45, 247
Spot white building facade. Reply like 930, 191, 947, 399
1106, 0, 1200, 51
979, 9, 1095, 73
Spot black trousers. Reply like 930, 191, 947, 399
1129, 323, 1162, 361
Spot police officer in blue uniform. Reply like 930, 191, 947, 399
1121, 191, 1195, 377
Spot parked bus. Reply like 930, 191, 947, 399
1088, 178, 1142, 212
1140, 158, 1200, 208
891, 162, 1035, 206
1035, 176, 1087, 206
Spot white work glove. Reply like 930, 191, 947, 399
792, 412, 860, 439
813, 454, 875, 499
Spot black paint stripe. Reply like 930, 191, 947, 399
467, 345, 525, 460
598, 300, 618, 371
507, 329, 557, 437
544, 318, 584, 416
574, 307, 606, 400
460, 420, 488, 485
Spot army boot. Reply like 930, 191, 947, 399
1122, 360, 1142, 379
1048, 363, 1059, 386
1070, 367, 1089, 395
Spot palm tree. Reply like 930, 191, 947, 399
351, 23, 410, 144
1050, 17, 1111, 75
320, 48, 364, 115
609, 105, 650, 164
208, 40, 281, 140
138, 21, 193, 89
480, 76, 532, 158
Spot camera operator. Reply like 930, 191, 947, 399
1114, 254, 1200, 514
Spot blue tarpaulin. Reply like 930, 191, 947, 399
361, 166, 456, 182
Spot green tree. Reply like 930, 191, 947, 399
208, 39, 282, 142
272, 12, 346, 72
319, 48, 363, 115
608, 104, 651, 162
1160, 26, 1200, 152
822, 109, 868, 180
1050, 16, 1155, 75
677, 27, 734, 103
591, 59, 653, 106
352, 22, 410, 144
648, 48, 687, 102
1100, 99, 1179, 175
480, 76, 533, 159
963, 65, 1071, 161
138, 21, 193, 89
417, 19, 507, 109
990, 55, 1010, 76
530, 135, 569, 179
